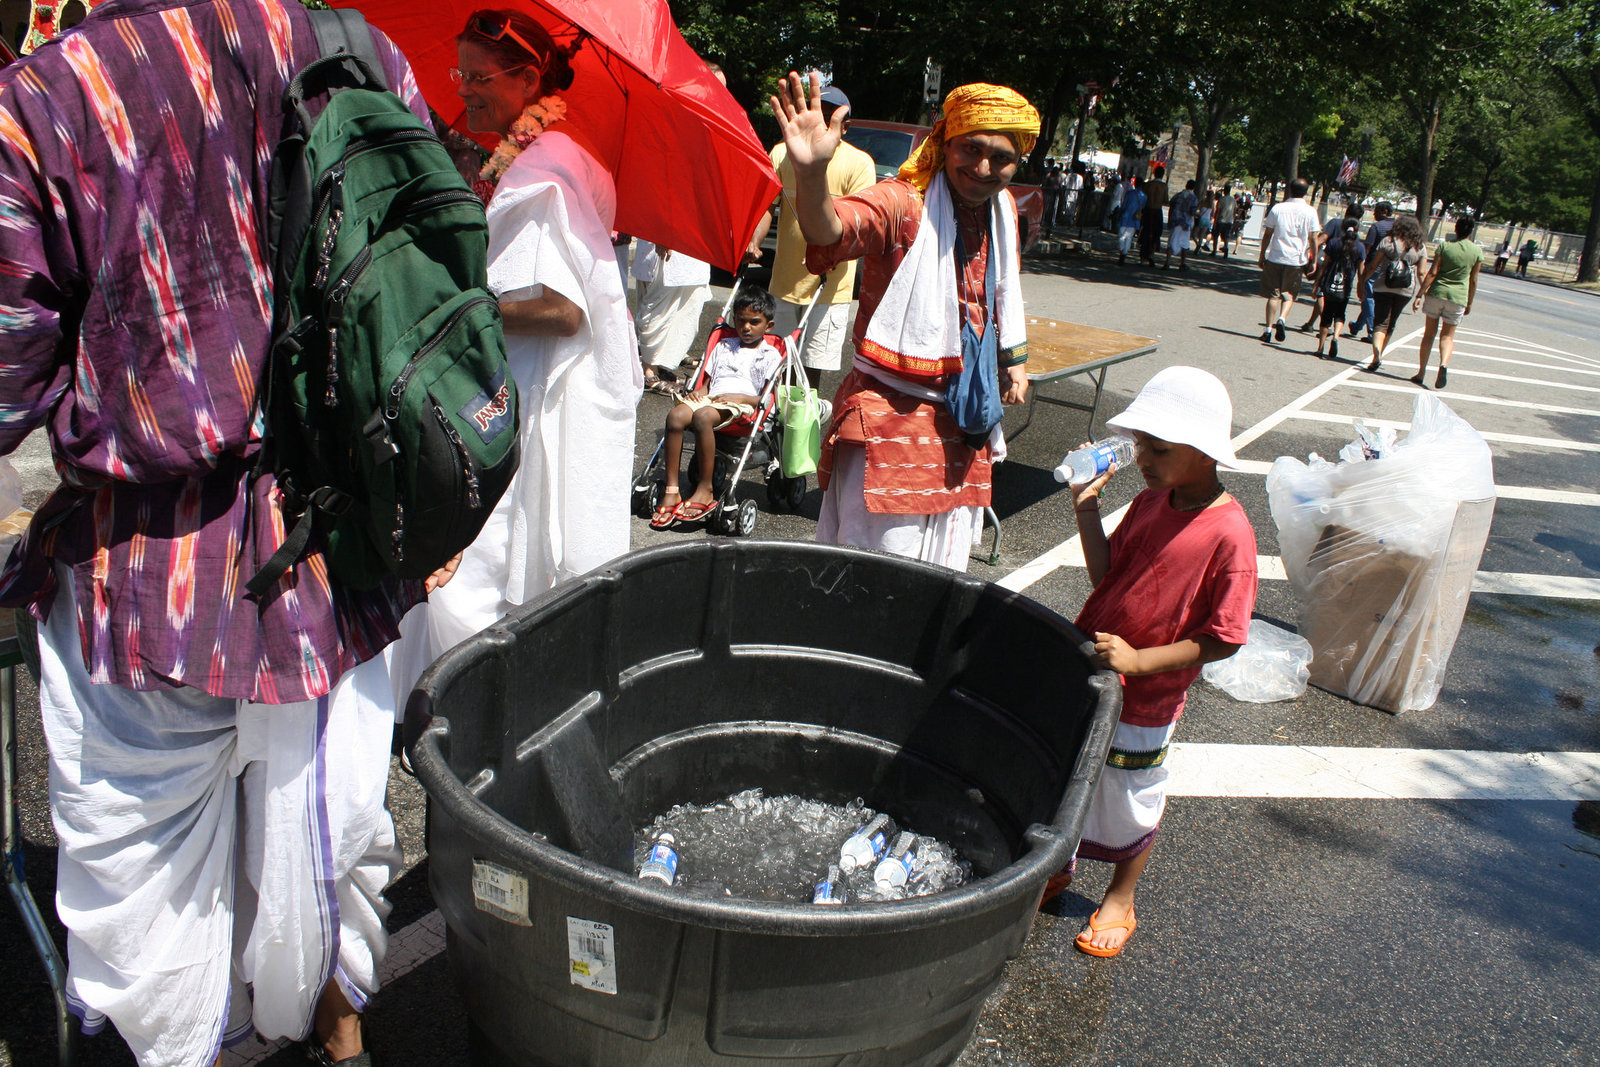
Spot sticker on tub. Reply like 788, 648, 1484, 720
470, 860, 531, 926
566, 917, 617, 995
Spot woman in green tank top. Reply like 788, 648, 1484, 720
1410, 216, 1484, 389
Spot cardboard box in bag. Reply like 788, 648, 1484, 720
1301, 498, 1494, 712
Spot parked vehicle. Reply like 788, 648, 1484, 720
843, 120, 1045, 251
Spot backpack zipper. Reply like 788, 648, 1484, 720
321, 244, 373, 406
432, 397, 482, 509
310, 166, 346, 291
384, 295, 495, 421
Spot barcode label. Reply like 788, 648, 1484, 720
471, 860, 531, 926
566, 917, 617, 995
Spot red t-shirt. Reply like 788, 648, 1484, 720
1075, 490, 1259, 727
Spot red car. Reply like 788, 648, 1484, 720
842, 120, 1045, 251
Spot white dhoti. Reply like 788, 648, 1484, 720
38, 573, 400, 1067
1074, 720, 1178, 865
1169, 224, 1193, 254
816, 444, 983, 573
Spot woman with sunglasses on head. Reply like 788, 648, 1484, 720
427, 9, 643, 658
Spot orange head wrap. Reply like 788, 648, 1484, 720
898, 83, 1041, 192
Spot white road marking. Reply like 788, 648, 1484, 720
1339, 378, 1600, 417
1442, 349, 1600, 378
1289, 409, 1600, 451
1167, 744, 1600, 800
1435, 366, 1600, 393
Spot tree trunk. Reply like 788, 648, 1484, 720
1283, 129, 1302, 182
1191, 89, 1231, 199
1029, 67, 1075, 177
1580, 162, 1600, 284
1414, 94, 1442, 223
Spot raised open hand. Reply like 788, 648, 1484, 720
769, 70, 847, 171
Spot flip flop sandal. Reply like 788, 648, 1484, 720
1074, 906, 1137, 958
673, 499, 719, 522
649, 501, 681, 529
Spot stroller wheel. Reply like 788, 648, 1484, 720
734, 498, 759, 536
632, 479, 658, 519
784, 476, 807, 511
709, 498, 738, 535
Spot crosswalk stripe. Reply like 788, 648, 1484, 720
1339, 378, 1600, 417
1166, 743, 1600, 800
1290, 409, 1600, 450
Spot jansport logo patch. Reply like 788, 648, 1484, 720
459, 368, 513, 444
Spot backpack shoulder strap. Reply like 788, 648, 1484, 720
306, 8, 388, 91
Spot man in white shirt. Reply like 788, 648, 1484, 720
1256, 177, 1323, 343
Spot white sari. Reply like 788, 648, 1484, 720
428, 131, 643, 655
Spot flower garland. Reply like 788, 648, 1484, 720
479, 95, 568, 183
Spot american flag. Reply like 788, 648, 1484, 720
1337, 155, 1360, 186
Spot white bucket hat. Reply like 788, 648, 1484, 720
1106, 366, 1238, 467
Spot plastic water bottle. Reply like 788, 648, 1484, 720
839, 814, 891, 873
812, 864, 847, 905
638, 832, 679, 886
873, 832, 918, 890
1054, 434, 1136, 485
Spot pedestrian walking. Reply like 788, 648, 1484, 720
1359, 213, 1429, 376
1117, 177, 1147, 266
1349, 201, 1395, 340
1163, 179, 1199, 270
1411, 216, 1485, 389
1138, 164, 1168, 266
1515, 238, 1537, 278
1213, 186, 1236, 257
1256, 178, 1322, 344
1311, 220, 1366, 361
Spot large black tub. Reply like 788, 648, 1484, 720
406, 540, 1118, 1066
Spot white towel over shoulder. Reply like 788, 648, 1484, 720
861, 173, 1027, 369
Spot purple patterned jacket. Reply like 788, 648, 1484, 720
0, 0, 429, 702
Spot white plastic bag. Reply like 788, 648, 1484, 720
1202, 619, 1311, 702
1266, 393, 1495, 712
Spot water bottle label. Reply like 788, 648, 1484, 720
868, 831, 887, 858
471, 859, 531, 926
640, 843, 678, 883
566, 917, 618, 995
812, 880, 844, 904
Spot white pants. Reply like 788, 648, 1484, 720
816, 444, 981, 572
1118, 225, 1138, 255
39, 576, 401, 1067
635, 273, 709, 370
774, 298, 852, 372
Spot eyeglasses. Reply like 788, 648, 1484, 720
449, 64, 528, 86
469, 13, 548, 67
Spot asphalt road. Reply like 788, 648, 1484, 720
3, 234, 1597, 1067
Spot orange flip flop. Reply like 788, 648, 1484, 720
1074, 906, 1137, 958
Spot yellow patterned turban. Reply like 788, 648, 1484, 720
898, 83, 1041, 192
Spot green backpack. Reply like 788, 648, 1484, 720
248, 10, 518, 596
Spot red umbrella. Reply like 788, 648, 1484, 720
337, 0, 779, 273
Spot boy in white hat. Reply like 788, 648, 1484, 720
1045, 366, 1259, 957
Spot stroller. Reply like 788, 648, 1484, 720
631, 283, 826, 536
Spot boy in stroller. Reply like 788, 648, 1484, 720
652, 285, 785, 527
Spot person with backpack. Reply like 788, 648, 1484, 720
0, 1, 448, 1062
425, 9, 644, 657
1310, 220, 1366, 361
1358, 213, 1429, 376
